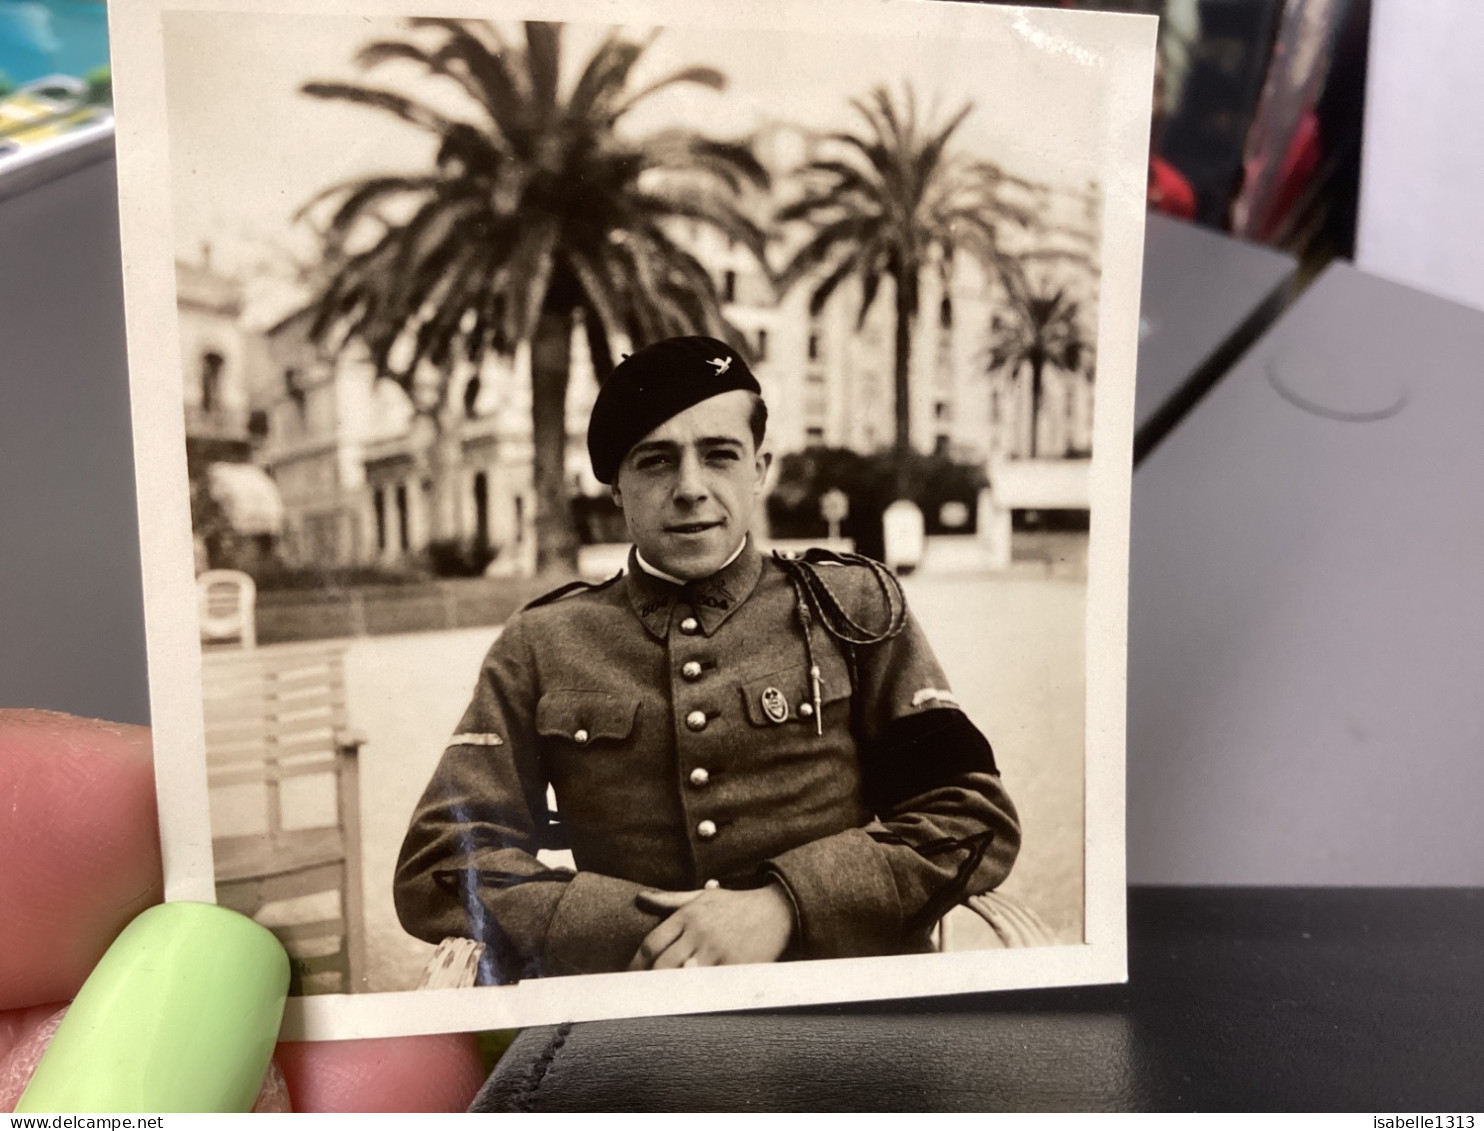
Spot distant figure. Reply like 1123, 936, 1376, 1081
882, 498, 926, 575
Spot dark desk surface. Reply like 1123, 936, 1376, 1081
477, 887, 1484, 1112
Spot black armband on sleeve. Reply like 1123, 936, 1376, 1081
859, 708, 999, 815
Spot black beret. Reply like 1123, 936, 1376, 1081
587, 335, 761, 484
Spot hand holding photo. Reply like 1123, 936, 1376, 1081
108, 0, 1152, 1039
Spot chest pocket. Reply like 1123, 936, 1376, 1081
536, 690, 639, 747
739, 656, 851, 727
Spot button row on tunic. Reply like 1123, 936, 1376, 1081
681, 660, 703, 681
697, 819, 717, 839
679, 616, 700, 635
685, 710, 708, 731
689, 767, 710, 787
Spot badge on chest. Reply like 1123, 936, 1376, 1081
760, 686, 789, 723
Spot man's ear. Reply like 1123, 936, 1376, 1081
756, 449, 773, 487
610, 481, 623, 509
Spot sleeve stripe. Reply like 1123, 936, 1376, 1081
448, 732, 505, 747
911, 688, 959, 709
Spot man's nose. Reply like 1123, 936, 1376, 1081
673, 451, 708, 503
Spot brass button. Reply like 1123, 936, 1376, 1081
573, 728, 590, 745
697, 819, 717, 839
704, 878, 721, 890
681, 661, 703, 681
679, 616, 700, 635
685, 710, 708, 732
798, 702, 814, 718
689, 767, 711, 787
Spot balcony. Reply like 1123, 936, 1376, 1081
184, 403, 251, 440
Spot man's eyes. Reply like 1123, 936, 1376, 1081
635, 449, 740, 470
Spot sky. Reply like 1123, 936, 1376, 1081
162, 4, 1132, 326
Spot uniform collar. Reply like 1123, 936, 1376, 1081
627, 537, 764, 639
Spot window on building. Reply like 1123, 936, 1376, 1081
373, 487, 387, 553
463, 374, 482, 419
473, 472, 490, 550
756, 329, 769, 360
934, 434, 951, 455
934, 400, 951, 422
201, 352, 224, 413
284, 367, 306, 421
395, 483, 410, 552
805, 426, 825, 447
939, 295, 953, 329
514, 494, 525, 544
722, 270, 737, 303
807, 333, 821, 361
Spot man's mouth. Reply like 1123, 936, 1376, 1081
665, 520, 724, 535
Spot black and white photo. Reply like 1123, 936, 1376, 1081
110, 0, 1151, 1037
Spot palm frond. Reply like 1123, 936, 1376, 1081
300, 81, 457, 135
612, 64, 726, 119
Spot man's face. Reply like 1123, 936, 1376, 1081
612, 390, 771, 581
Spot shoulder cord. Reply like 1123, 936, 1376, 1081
773, 551, 910, 736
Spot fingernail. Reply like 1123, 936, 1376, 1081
15, 902, 289, 1113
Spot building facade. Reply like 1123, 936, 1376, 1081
178, 128, 1101, 577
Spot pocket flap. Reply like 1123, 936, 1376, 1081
740, 660, 849, 726
536, 690, 639, 744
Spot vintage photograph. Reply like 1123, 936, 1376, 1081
112, 0, 1149, 1036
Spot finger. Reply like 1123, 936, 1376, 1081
274, 1034, 485, 1113
634, 889, 703, 914
0, 712, 161, 1011
649, 932, 699, 971
628, 913, 688, 971
0, 1005, 66, 1112
0, 1005, 295, 1115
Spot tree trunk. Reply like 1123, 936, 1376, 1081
892, 273, 914, 460
891, 270, 915, 499
582, 306, 616, 384
423, 417, 463, 545
531, 308, 580, 574
1028, 354, 1044, 459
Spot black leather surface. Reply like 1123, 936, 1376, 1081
474, 887, 1484, 1111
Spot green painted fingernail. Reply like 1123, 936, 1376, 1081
15, 902, 290, 1113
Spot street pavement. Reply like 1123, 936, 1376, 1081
331, 568, 1087, 992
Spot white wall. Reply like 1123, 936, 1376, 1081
1356, 0, 1484, 313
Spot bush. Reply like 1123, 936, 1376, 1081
251, 562, 426, 592
766, 447, 988, 555
425, 537, 498, 578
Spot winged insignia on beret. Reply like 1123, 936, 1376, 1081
707, 356, 732, 376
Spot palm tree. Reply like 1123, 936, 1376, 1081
773, 85, 1032, 468
987, 256, 1091, 458
296, 20, 768, 571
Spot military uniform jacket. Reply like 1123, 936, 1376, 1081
395, 541, 1020, 980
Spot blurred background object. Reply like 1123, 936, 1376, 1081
0, 0, 111, 196
1016, 0, 1372, 278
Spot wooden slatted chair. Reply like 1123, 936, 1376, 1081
202, 643, 365, 995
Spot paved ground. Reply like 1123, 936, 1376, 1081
330, 569, 1087, 992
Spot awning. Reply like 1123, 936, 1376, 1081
207, 462, 284, 535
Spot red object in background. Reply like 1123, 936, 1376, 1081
1148, 155, 1197, 219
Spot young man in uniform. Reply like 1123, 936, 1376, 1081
394, 335, 1021, 981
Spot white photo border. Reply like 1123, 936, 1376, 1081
110, 0, 1151, 1040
